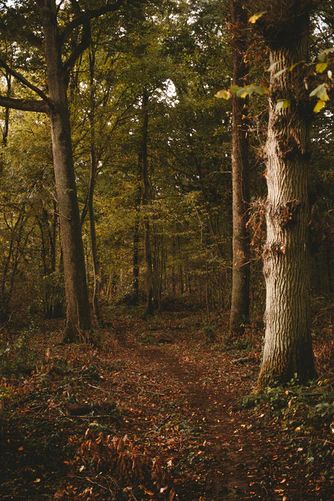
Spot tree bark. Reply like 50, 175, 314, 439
257, 4, 316, 386
132, 185, 141, 305
229, 0, 250, 337
41, 0, 91, 342
140, 90, 154, 317
2, 73, 11, 147
86, 47, 102, 325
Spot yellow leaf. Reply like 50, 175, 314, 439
314, 99, 326, 113
249, 11, 266, 24
276, 99, 290, 111
215, 89, 231, 100
238, 90, 249, 99
316, 62, 328, 74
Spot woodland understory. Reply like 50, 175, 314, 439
0, 306, 333, 500
0, 0, 334, 499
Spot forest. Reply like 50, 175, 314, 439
0, 0, 333, 499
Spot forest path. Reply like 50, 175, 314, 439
0, 311, 332, 500
126, 340, 277, 499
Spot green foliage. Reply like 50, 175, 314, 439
242, 379, 334, 432
202, 324, 216, 344
310, 83, 330, 102
82, 364, 101, 382
315, 62, 328, 74
0, 385, 12, 401
215, 83, 268, 100
229, 336, 253, 352
317, 47, 334, 63
276, 99, 290, 111
0, 331, 38, 375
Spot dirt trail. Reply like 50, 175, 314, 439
0, 313, 332, 500
132, 343, 274, 499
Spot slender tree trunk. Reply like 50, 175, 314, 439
133, 186, 141, 304
51, 200, 57, 274
258, 5, 316, 386
2, 73, 11, 147
0, 212, 25, 320
229, 0, 250, 337
140, 90, 154, 316
41, 0, 91, 342
86, 47, 102, 325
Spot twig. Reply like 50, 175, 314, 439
87, 383, 110, 394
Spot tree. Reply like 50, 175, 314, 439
140, 90, 155, 316
229, 0, 250, 337
0, 0, 124, 341
253, 1, 317, 386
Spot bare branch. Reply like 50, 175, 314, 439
63, 19, 91, 75
0, 95, 49, 113
0, 57, 51, 105
60, 0, 125, 44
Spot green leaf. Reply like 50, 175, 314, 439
238, 90, 249, 99
289, 62, 300, 72
235, 84, 268, 99
230, 85, 241, 94
318, 47, 334, 62
249, 11, 266, 24
310, 83, 330, 101
251, 84, 268, 96
313, 99, 326, 113
316, 62, 328, 74
215, 89, 231, 100
276, 99, 290, 111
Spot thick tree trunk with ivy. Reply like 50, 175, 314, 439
229, 0, 250, 337
41, 0, 91, 341
258, 5, 316, 386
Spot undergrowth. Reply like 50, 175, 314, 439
241, 377, 334, 432
0, 331, 39, 375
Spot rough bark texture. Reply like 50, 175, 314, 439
258, 4, 316, 386
41, 0, 91, 341
229, 0, 250, 337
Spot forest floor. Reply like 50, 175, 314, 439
0, 306, 333, 500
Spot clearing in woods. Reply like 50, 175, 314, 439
0, 309, 333, 500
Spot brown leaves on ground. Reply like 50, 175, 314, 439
0, 311, 333, 500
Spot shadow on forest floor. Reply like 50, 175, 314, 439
0, 310, 333, 500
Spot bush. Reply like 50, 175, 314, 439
241, 377, 334, 432
0, 332, 38, 375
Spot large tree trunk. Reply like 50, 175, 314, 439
229, 0, 250, 337
41, 0, 91, 342
258, 5, 316, 386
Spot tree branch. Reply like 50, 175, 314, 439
60, 0, 125, 44
0, 57, 51, 105
0, 23, 43, 49
0, 95, 49, 113
63, 19, 91, 75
